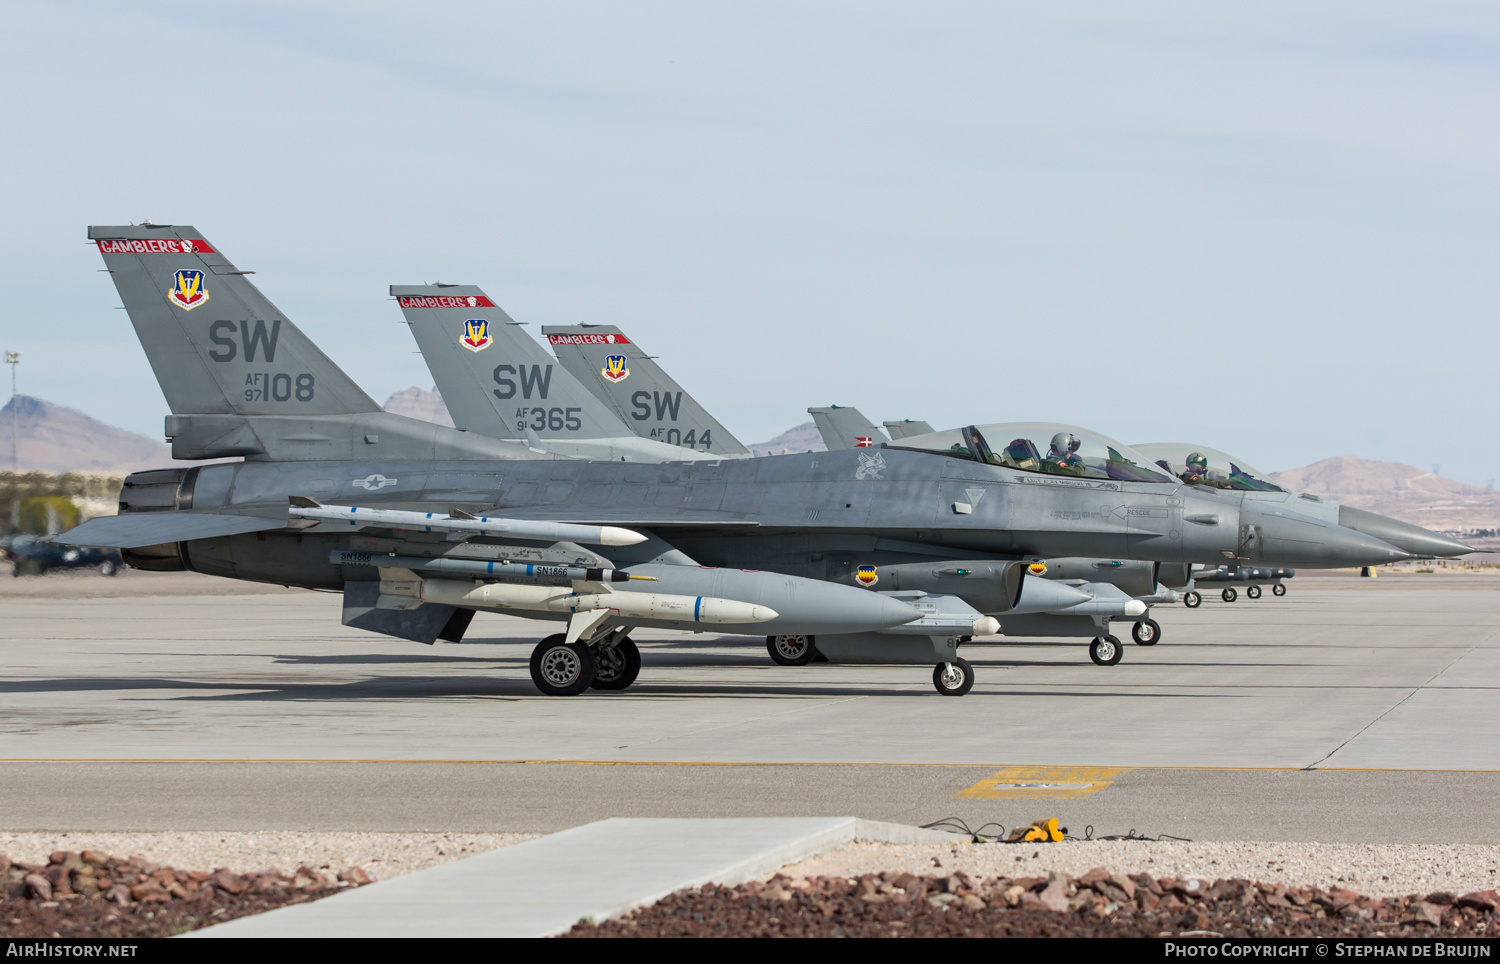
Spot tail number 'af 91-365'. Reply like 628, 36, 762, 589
515, 407, 582, 433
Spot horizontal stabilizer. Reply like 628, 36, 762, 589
57, 512, 285, 549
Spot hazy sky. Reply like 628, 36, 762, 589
3, 2, 1496, 480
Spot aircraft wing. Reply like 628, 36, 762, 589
56, 512, 288, 548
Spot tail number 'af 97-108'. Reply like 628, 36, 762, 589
245, 372, 315, 403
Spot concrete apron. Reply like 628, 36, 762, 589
189, 817, 958, 938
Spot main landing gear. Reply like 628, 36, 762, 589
529, 631, 641, 696
767, 634, 819, 666
1131, 618, 1161, 646
1089, 634, 1123, 666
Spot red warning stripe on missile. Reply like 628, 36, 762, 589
95, 238, 215, 254
396, 295, 496, 308
546, 333, 631, 346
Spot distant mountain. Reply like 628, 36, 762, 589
749, 422, 827, 456
1270, 456, 1500, 532
0, 395, 182, 476
382, 386, 454, 427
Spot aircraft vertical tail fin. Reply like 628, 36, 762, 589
808, 406, 888, 450
541, 324, 750, 457
883, 419, 935, 440
89, 225, 379, 416
392, 285, 629, 441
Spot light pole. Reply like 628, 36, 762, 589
5, 350, 18, 471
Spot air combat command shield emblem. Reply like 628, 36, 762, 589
461, 318, 491, 352
167, 269, 209, 311
601, 354, 630, 383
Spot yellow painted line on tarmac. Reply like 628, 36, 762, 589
953, 766, 1127, 800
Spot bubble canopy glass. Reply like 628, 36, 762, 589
1132, 442, 1284, 492
892, 423, 1176, 483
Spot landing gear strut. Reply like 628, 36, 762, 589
767, 634, 818, 666
1131, 618, 1161, 646
591, 637, 641, 691
933, 658, 975, 696
529, 634, 595, 696
1089, 635, 1123, 665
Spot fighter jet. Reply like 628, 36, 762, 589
1134, 443, 1476, 561
545, 333, 1170, 658
537, 323, 751, 458
392, 288, 721, 463
61, 226, 1413, 700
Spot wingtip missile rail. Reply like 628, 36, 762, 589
290, 498, 648, 546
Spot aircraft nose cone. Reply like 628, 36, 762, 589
1242, 501, 1411, 567
1337, 505, 1476, 559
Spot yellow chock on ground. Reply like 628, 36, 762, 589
1005, 817, 1066, 843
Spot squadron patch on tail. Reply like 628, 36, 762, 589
167, 269, 209, 311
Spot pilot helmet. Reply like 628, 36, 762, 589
1186, 452, 1209, 471
1049, 432, 1080, 458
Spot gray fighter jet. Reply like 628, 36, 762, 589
393, 288, 720, 463
538, 324, 750, 458
1134, 443, 1475, 561
61, 226, 1414, 700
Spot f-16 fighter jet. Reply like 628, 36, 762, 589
60, 227, 1414, 699
1133, 443, 1475, 561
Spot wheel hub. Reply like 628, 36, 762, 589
776, 636, 808, 659
540, 647, 582, 686
939, 664, 963, 688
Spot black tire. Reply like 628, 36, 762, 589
1183, 591, 1201, 608
16, 560, 41, 577
1247, 585, 1262, 599
1272, 583, 1286, 597
99, 561, 118, 577
767, 634, 818, 666
1089, 634, 1123, 666
529, 634, 596, 696
1131, 618, 1161, 646
932, 658, 974, 696
1221, 587, 1237, 603
590, 638, 641, 691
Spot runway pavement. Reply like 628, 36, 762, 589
2, 569, 1498, 841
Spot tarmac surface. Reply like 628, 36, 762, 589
2, 568, 1498, 843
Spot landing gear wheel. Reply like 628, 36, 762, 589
1089, 635, 1123, 666
529, 634, 595, 696
1272, 583, 1286, 597
1221, 587, 1238, 603
99, 560, 118, 577
590, 638, 641, 691
1183, 591, 1201, 608
1247, 585, 1262, 599
1131, 618, 1161, 646
932, 658, 975, 696
767, 634, 818, 666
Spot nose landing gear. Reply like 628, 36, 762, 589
1089, 635, 1123, 665
1131, 618, 1161, 646
933, 658, 975, 696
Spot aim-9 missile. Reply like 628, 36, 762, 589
290, 498, 647, 547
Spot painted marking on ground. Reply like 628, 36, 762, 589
953, 766, 1127, 800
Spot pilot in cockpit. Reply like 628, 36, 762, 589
1181, 452, 1211, 484
1045, 432, 1087, 476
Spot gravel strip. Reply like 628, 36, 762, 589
0, 832, 537, 882
566, 871, 1500, 938
778, 841, 1500, 899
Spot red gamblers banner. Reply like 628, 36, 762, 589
96, 239, 215, 254
396, 295, 497, 308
